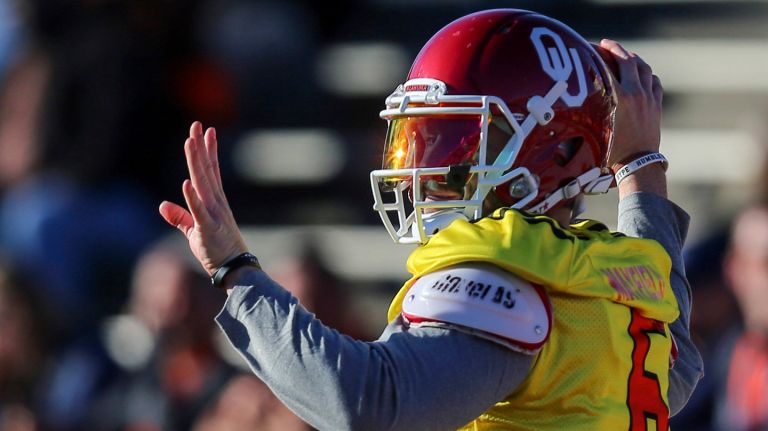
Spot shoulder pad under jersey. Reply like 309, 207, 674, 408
402, 264, 552, 354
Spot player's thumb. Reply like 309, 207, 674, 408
159, 201, 194, 234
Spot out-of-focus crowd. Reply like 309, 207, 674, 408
0, 1, 376, 430
1, 1, 768, 430
0, 233, 373, 431
670, 165, 768, 431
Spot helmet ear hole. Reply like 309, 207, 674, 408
553, 138, 583, 167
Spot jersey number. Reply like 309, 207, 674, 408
626, 309, 669, 431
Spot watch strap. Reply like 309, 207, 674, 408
211, 252, 261, 289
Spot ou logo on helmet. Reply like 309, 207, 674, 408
530, 27, 588, 108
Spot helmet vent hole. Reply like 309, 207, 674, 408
554, 138, 583, 167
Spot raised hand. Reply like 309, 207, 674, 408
159, 121, 248, 275
598, 39, 664, 169
597, 39, 667, 198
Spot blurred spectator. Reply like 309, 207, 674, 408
0, 174, 162, 336
269, 243, 376, 341
85, 240, 231, 431
85, 239, 350, 430
0, 259, 49, 431
200, 242, 370, 431
0, 0, 211, 338
672, 228, 739, 431
0, 47, 47, 189
713, 205, 768, 430
193, 374, 311, 431
0, 2, 365, 429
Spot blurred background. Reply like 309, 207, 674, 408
0, 0, 767, 430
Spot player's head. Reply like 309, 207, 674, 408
371, 9, 617, 244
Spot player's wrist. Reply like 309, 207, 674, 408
610, 150, 662, 174
618, 164, 667, 200
211, 252, 262, 289
613, 152, 667, 185
223, 266, 260, 296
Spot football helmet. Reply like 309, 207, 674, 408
371, 9, 617, 244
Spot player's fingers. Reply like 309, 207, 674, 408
600, 39, 628, 59
599, 39, 641, 91
182, 178, 213, 226
159, 200, 194, 235
189, 121, 208, 181
184, 137, 217, 207
189, 121, 220, 201
190, 121, 204, 141
652, 75, 663, 107
191, 126, 224, 206
204, 127, 226, 201
634, 55, 654, 94
591, 42, 617, 79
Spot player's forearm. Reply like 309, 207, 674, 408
217, 269, 370, 430
617, 192, 688, 322
617, 192, 704, 415
215, 268, 530, 431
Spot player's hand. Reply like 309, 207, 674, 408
597, 39, 663, 170
159, 121, 248, 275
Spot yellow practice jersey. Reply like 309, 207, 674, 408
388, 208, 679, 431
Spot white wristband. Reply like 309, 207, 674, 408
614, 152, 668, 185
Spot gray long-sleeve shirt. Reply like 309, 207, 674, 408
216, 192, 704, 430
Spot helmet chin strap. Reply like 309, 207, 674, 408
416, 209, 470, 237
572, 196, 588, 218
527, 168, 613, 214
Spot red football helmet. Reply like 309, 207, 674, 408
371, 9, 618, 244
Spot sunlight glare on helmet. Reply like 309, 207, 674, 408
384, 135, 409, 170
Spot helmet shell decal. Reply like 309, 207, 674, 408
531, 27, 588, 107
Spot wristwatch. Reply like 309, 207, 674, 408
211, 252, 262, 289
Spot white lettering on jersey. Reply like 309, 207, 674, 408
401, 264, 552, 354
530, 27, 588, 107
